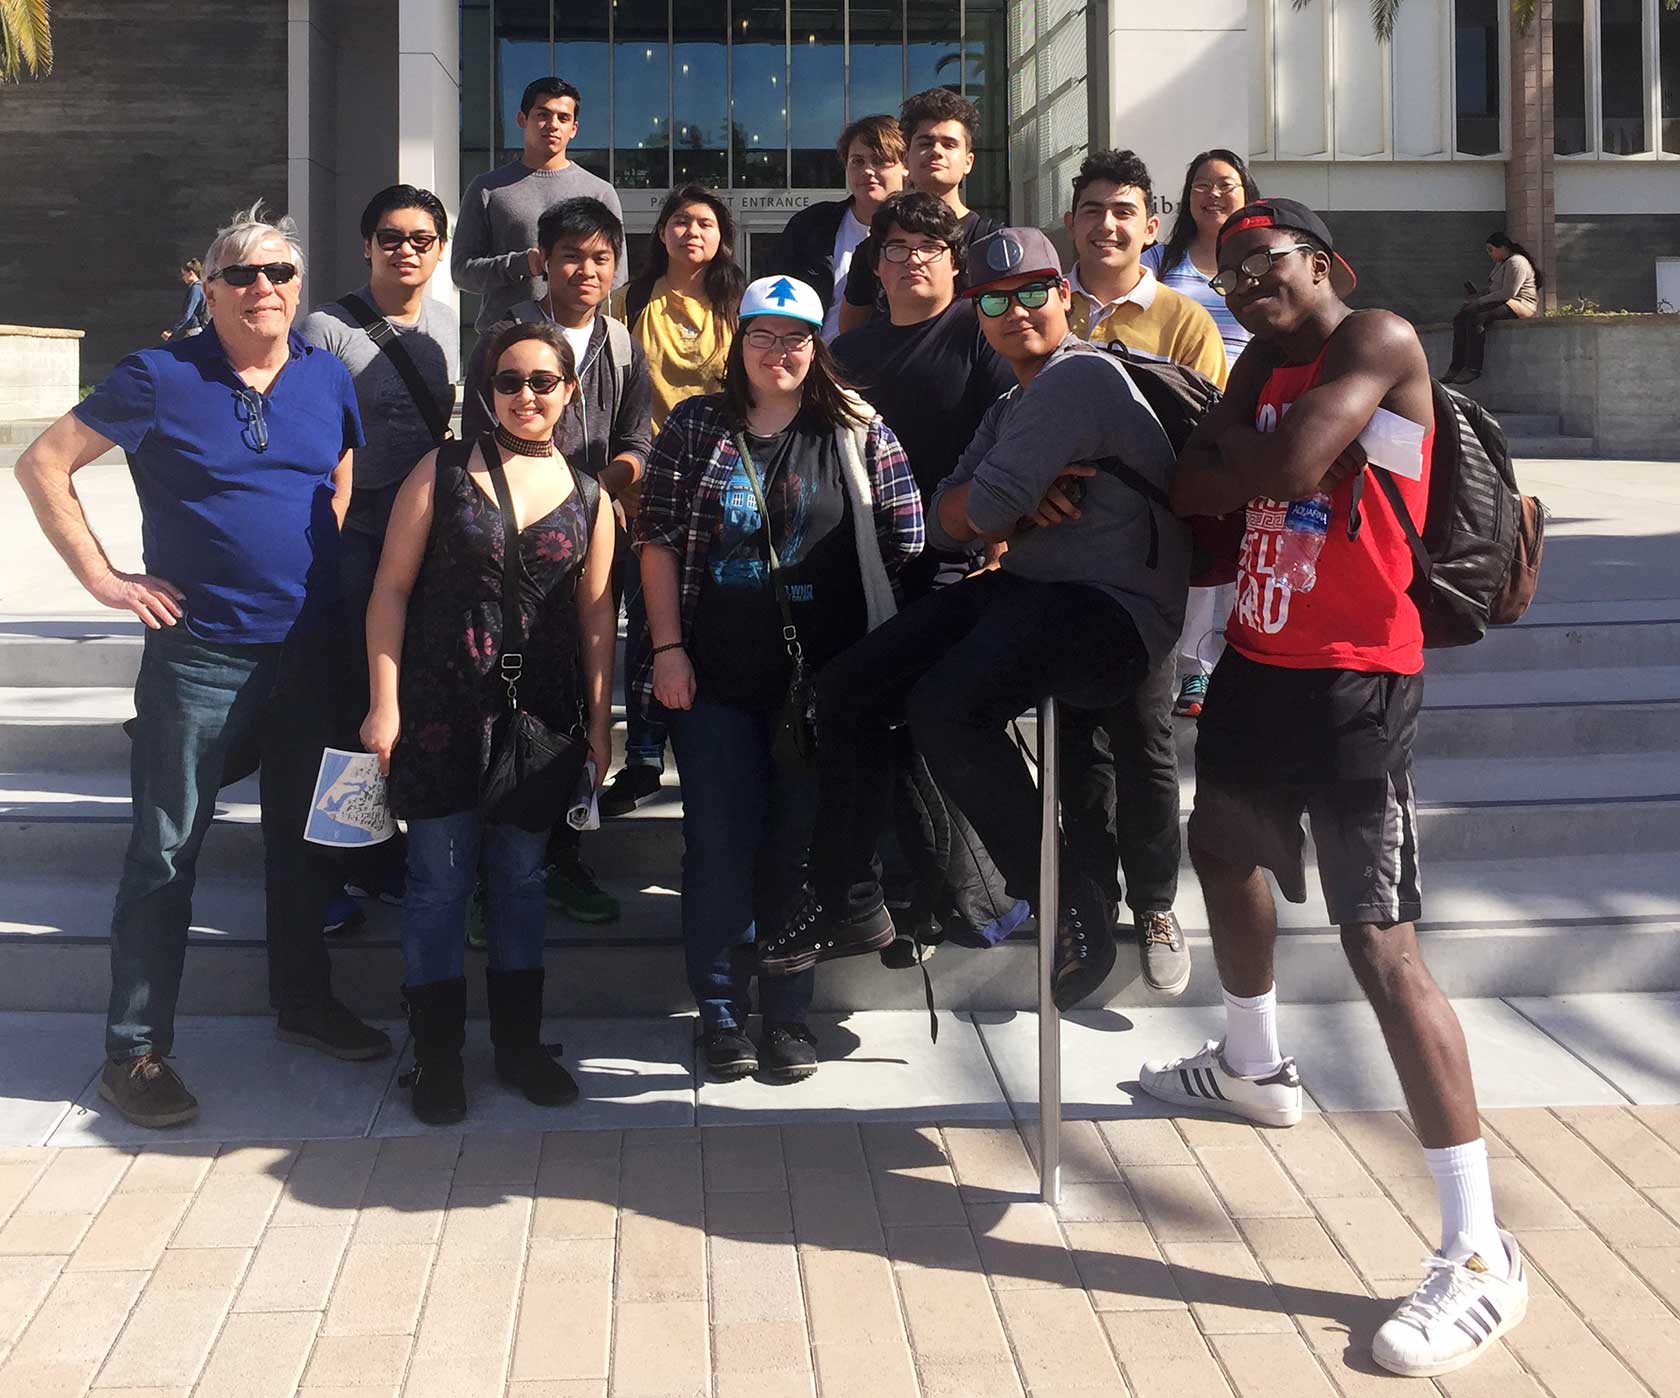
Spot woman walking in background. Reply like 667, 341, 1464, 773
363, 322, 616, 1125
160, 259, 207, 341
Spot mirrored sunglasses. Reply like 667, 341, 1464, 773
975, 282, 1054, 318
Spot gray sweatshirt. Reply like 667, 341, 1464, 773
452, 160, 627, 330
929, 335, 1190, 663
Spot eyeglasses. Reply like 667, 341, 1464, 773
880, 241, 951, 266
975, 281, 1057, 318
742, 328, 814, 353
492, 371, 566, 396
232, 386, 269, 454
374, 229, 439, 253
1209, 244, 1319, 297
1192, 178, 1244, 197
211, 262, 297, 288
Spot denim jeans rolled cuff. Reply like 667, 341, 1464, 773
667, 699, 816, 1032
403, 811, 550, 985
621, 573, 668, 770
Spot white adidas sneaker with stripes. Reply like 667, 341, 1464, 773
1136, 1039, 1303, 1127
1371, 1231, 1528, 1378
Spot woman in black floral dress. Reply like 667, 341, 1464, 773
363, 322, 616, 1124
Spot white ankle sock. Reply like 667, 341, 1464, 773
1221, 987, 1282, 1078
1424, 1139, 1507, 1277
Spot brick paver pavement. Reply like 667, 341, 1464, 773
2, 1106, 1679, 1396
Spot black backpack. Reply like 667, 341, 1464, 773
1357, 381, 1545, 648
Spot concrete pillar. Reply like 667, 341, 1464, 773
398, 0, 462, 306
1506, 1, 1558, 310
287, 0, 341, 296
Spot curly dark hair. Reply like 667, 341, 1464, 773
899, 87, 980, 149
868, 192, 967, 275
1070, 149, 1153, 213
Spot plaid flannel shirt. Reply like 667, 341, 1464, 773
632, 392, 924, 711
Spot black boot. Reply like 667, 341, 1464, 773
400, 978, 467, 1125
486, 967, 579, 1107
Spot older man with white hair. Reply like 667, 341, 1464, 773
16, 202, 391, 1128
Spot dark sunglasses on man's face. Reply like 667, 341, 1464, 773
975, 281, 1055, 318
374, 229, 439, 253
492, 371, 565, 396
211, 262, 298, 288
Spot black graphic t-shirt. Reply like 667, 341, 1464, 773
690, 413, 865, 710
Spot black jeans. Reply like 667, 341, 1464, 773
810, 570, 1150, 918
1056, 647, 1182, 918
1450, 302, 1516, 373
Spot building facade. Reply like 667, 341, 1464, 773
2, 0, 1676, 378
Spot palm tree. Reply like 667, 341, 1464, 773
1, 0, 53, 81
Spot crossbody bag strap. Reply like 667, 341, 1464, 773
481, 434, 528, 710
1368, 466, 1434, 580
339, 293, 453, 445
731, 432, 803, 668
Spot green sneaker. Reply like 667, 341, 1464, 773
465, 888, 488, 951
546, 851, 620, 924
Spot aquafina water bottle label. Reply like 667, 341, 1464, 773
1284, 495, 1331, 538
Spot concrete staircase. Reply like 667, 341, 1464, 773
4, 599, 1679, 1019
1491, 410, 1597, 460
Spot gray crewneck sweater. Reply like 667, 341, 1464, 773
928, 335, 1190, 663
452, 160, 627, 330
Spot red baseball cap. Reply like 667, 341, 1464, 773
1217, 198, 1357, 297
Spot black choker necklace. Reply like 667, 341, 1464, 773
493, 424, 555, 458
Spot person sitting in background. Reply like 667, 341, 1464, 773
774, 114, 907, 339
636, 276, 922, 1084
1444, 231, 1540, 385
362, 322, 616, 1125
160, 258, 207, 341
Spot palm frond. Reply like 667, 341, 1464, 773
0, 0, 53, 81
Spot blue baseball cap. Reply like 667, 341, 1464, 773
739, 275, 825, 329
963, 227, 1065, 298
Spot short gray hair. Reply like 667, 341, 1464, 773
204, 201, 306, 281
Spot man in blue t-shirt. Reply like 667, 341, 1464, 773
15, 205, 392, 1129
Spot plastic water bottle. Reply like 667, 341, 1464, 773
1275, 492, 1332, 593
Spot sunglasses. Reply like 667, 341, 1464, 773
492, 371, 566, 396
1209, 244, 1318, 297
211, 262, 297, 288
374, 228, 440, 253
742, 328, 814, 353
975, 281, 1056, 318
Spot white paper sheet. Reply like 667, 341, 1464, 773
1357, 406, 1427, 481
566, 760, 600, 831
304, 748, 396, 846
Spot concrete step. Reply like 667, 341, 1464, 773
0, 418, 53, 446
1490, 412, 1563, 437
1424, 617, 1680, 675
3, 849, 1676, 1014
1508, 435, 1599, 459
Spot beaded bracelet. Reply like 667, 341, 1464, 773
650, 642, 686, 657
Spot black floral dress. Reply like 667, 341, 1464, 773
388, 445, 595, 820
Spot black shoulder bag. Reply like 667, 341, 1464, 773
479, 436, 593, 831
338, 293, 455, 446
732, 432, 816, 762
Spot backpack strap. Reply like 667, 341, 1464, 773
602, 315, 633, 406
337, 294, 452, 445
1081, 456, 1164, 568
1368, 466, 1433, 581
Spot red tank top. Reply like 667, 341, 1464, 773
1226, 346, 1434, 675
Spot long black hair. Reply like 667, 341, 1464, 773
624, 184, 745, 330
1488, 231, 1545, 288
1156, 148, 1261, 277
721, 320, 868, 433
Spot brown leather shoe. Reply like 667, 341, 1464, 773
98, 1054, 200, 1128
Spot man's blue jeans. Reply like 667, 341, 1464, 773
402, 812, 549, 984
666, 699, 816, 1032
108, 624, 339, 1060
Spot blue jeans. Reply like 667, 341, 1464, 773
108, 623, 338, 1059
666, 699, 816, 1032
403, 811, 549, 984
620, 546, 667, 770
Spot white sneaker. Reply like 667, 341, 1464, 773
1372, 1231, 1528, 1378
1136, 1039, 1303, 1128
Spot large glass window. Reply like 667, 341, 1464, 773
614, 0, 669, 188
554, 0, 611, 180
965, 0, 1009, 220
733, 3, 789, 188
495, 0, 550, 159
790, 6, 846, 185
1555, 0, 1589, 154
674, 0, 729, 187
1453, 0, 1501, 155
1661, 1, 1680, 153
906, 0, 961, 100
850, 2, 905, 125
1601, 0, 1650, 154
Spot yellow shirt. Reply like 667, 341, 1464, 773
611, 277, 732, 434
1067, 265, 1229, 389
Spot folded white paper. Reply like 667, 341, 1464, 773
304, 748, 396, 846
567, 760, 601, 831
1357, 406, 1427, 481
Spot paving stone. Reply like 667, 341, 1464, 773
705, 1189, 793, 1235
1322, 1112, 1428, 1178
301, 1333, 412, 1389
0, 1254, 64, 1351
916, 1360, 1026, 1397
1520, 1226, 1669, 1318
1101, 1308, 1234, 1397
1098, 1117, 1195, 1166
453, 1130, 542, 1187
1633, 1105, 1680, 1153
1589, 1312, 1680, 1398
1488, 1154, 1583, 1230
965, 1201, 1079, 1289
1482, 1108, 1645, 1209
708, 1232, 803, 1324
616, 1208, 706, 1302
375, 1131, 462, 1172
779, 1124, 867, 1175
94, 1278, 234, 1388
1432, 1342, 1549, 1397
620, 1137, 703, 1222
712, 1319, 812, 1376
412, 1257, 522, 1369
941, 1123, 1038, 1201
1556, 1104, 1680, 1187
0, 1159, 48, 1227
1313, 1195, 1430, 1283
66, 1192, 192, 1272
896, 1264, 1013, 1366
1174, 1115, 1266, 1150
0, 1208, 92, 1255
1252, 1243, 1398, 1373
798, 1248, 903, 1346
1649, 1187, 1680, 1227
352, 1163, 453, 1245
1052, 1181, 1142, 1222
885, 1223, 984, 1274
505, 1383, 607, 1398
267, 1136, 378, 1226
858, 1124, 949, 1171
209, 1142, 299, 1177
1210, 1333, 1338, 1396
1163, 1240, 1297, 1334
192, 1310, 319, 1398
610, 1299, 709, 1398
996, 1287, 1127, 1392
810, 1340, 918, 1398
871, 1165, 967, 1227
1578, 1200, 1680, 1248
401, 1353, 506, 1398
322, 1243, 433, 1335
789, 1168, 884, 1251
510, 1236, 613, 1382
147, 1247, 249, 1292
702, 1125, 787, 1193
437, 1185, 532, 1265
1125, 1165, 1241, 1242
531, 1162, 618, 1240
1059, 1120, 1124, 1180
715, 1375, 815, 1398
1195, 1142, 1316, 1219
1502, 1288, 1651, 1398
1620, 1245, 1680, 1310
169, 1174, 283, 1249
112, 1143, 216, 1195
1264, 1117, 1383, 1199
1063, 1220, 1183, 1311
0, 1266, 146, 1387
231, 1220, 350, 1312
15, 1146, 129, 1215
